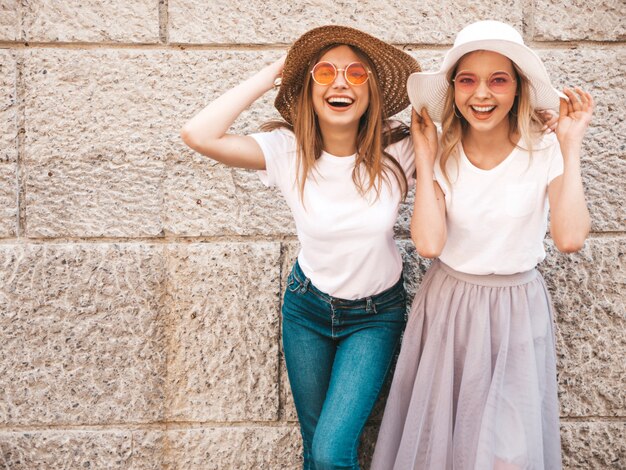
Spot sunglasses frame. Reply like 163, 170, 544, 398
452, 70, 517, 94
310, 61, 371, 86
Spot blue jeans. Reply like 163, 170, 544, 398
282, 261, 407, 470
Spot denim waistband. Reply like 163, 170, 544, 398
290, 260, 405, 312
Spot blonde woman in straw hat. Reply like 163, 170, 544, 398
181, 26, 421, 469
371, 20, 593, 470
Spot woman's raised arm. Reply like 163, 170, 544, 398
180, 56, 285, 170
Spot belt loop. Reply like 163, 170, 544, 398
300, 277, 310, 294
366, 297, 377, 314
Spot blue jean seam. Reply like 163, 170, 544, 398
337, 338, 402, 470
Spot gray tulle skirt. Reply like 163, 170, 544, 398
372, 260, 561, 470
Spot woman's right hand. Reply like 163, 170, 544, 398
272, 55, 286, 78
411, 108, 438, 167
262, 55, 287, 91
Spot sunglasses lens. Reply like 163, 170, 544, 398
454, 73, 478, 92
345, 63, 369, 85
488, 72, 515, 92
455, 72, 515, 93
312, 62, 336, 85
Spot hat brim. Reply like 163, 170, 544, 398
276, 25, 420, 124
407, 39, 566, 123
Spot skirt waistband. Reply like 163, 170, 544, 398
436, 259, 538, 287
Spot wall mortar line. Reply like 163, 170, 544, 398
159, 0, 169, 44
0, 231, 623, 245
17, 0, 24, 42
14, 50, 25, 238
0, 40, 623, 51
0, 417, 622, 433
0, 422, 301, 433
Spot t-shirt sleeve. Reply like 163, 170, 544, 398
546, 135, 565, 184
249, 128, 296, 188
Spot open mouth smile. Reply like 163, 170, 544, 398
326, 96, 355, 110
469, 104, 496, 120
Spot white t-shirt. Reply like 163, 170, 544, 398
435, 133, 564, 275
251, 126, 415, 300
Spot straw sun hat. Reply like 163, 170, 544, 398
275, 25, 420, 124
407, 20, 567, 122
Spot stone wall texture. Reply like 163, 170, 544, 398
0, 1, 624, 469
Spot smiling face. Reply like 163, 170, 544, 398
311, 45, 371, 134
454, 50, 517, 137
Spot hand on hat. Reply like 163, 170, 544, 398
411, 108, 438, 168
265, 55, 286, 91
539, 109, 558, 134
556, 87, 594, 155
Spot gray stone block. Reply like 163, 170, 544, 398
169, 0, 524, 44
130, 430, 167, 469
22, 0, 159, 43
0, 50, 16, 163
0, 1, 19, 41
165, 243, 281, 422
0, 244, 166, 425
166, 50, 293, 237
0, 50, 17, 237
164, 427, 301, 470
0, 431, 134, 469
22, 50, 172, 237
24, 158, 163, 238
539, 238, 625, 417
0, 163, 17, 238
561, 421, 625, 469
165, 159, 294, 237
279, 241, 299, 421
540, 47, 626, 232
534, 0, 626, 41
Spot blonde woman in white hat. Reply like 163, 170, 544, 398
371, 20, 593, 470
181, 26, 423, 469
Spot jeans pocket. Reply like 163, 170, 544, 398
286, 271, 302, 293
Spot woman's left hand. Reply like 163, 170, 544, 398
411, 108, 438, 168
556, 87, 594, 154
538, 109, 558, 134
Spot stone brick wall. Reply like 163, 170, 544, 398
0, 1, 624, 468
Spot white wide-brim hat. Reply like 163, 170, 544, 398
407, 20, 567, 122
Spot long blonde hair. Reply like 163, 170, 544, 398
262, 44, 409, 201
439, 56, 545, 184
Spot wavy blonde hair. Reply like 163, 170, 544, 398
439, 55, 545, 184
262, 44, 409, 202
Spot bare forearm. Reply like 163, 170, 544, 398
181, 64, 278, 146
180, 58, 284, 169
410, 165, 447, 258
549, 155, 591, 252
